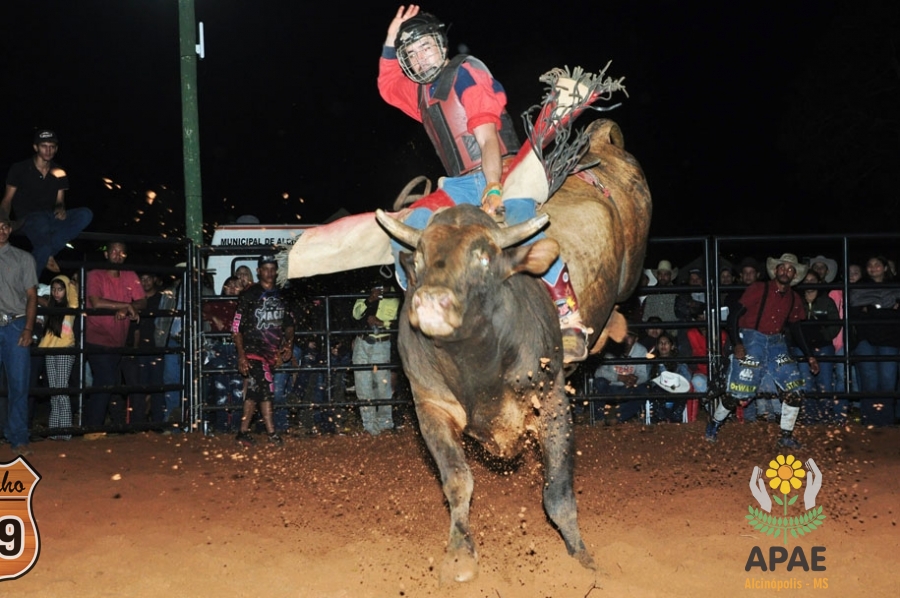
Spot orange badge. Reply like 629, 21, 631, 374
0, 457, 41, 581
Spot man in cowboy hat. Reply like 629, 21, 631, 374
706, 253, 819, 449
642, 259, 679, 326
807, 255, 839, 284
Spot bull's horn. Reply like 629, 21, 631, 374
375, 209, 421, 249
493, 214, 550, 249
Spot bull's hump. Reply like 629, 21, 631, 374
431, 203, 497, 228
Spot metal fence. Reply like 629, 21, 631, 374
9, 231, 900, 438
1, 232, 193, 438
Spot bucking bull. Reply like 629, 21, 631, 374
280, 67, 651, 582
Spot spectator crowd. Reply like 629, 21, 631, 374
5, 236, 900, 456
2, 128, 899, 454
590, 251, 900, 439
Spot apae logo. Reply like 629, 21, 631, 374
744, 454, 827, 573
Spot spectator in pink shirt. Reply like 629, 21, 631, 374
84, 240, 146, 428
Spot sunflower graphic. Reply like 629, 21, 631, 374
747, 454, 825, 545
766, 454, 805, 515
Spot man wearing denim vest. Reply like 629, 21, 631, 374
706, 253, 819, 449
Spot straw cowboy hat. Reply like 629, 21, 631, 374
766, 253, 808, 286
808, 255, 838, 283
655, 260, 678, 278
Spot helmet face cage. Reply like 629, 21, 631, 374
395, 17, 448, 84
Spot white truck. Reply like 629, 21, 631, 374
206, 223, 315, 293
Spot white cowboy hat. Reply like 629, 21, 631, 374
651, 371, 691, 394
766, 253, 808, 286
807, 255, 838, 283
655, 260, 678, 278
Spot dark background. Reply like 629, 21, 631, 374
3, 1, 899, 244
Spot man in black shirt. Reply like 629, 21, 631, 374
232, 255, 295, 446
1, 129, 92, 278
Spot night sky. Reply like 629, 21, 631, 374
3, 1, 899, 244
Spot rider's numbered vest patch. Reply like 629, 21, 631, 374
0, 457, 41, 581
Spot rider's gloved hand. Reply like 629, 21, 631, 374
480, 182, 505, 222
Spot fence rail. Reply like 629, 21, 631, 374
6, 231, 899, 438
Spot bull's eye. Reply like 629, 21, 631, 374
474, 249, 490, 269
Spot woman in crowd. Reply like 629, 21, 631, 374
235, 265, 254, 291
639, 316, 664, 357
648, 332, 689, 423
202, 275, 244, 432
795, 270, 841, 424
848, 255, 900, 426
39, 275, 79, 440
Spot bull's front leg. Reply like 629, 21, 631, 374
413, 397, 478, 583
539, 382, 598, 571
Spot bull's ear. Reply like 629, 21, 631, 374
399, 250, 418, 287
505, 238, 560, 277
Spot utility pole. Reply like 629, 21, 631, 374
178, 0, 203, 244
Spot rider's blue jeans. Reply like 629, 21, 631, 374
390, 171, 562, 289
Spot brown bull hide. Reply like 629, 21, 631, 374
541, 119, 652, 354
372, 119, 650, 583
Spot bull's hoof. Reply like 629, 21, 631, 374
439, 550, 479, 584
574, 548, 598, 571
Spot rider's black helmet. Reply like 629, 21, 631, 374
395, 13, 448, 84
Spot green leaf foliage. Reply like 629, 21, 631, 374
745, 505, 827, 540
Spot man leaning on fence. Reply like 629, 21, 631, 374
352, 284, 400, 436
0, 213, 38, 455
84, 240, 146, 429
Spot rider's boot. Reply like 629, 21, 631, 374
543, 263, 592, 364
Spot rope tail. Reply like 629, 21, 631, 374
504, 63, 627, 195
275, 247, 291, 287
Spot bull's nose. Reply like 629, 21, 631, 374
410, 286, 461, 337
414, 288, 454, 311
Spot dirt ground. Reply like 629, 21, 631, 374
3, 413, 899, 597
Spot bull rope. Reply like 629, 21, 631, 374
521, 64, 627, 195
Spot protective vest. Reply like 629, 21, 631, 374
418, 55, 520, 177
